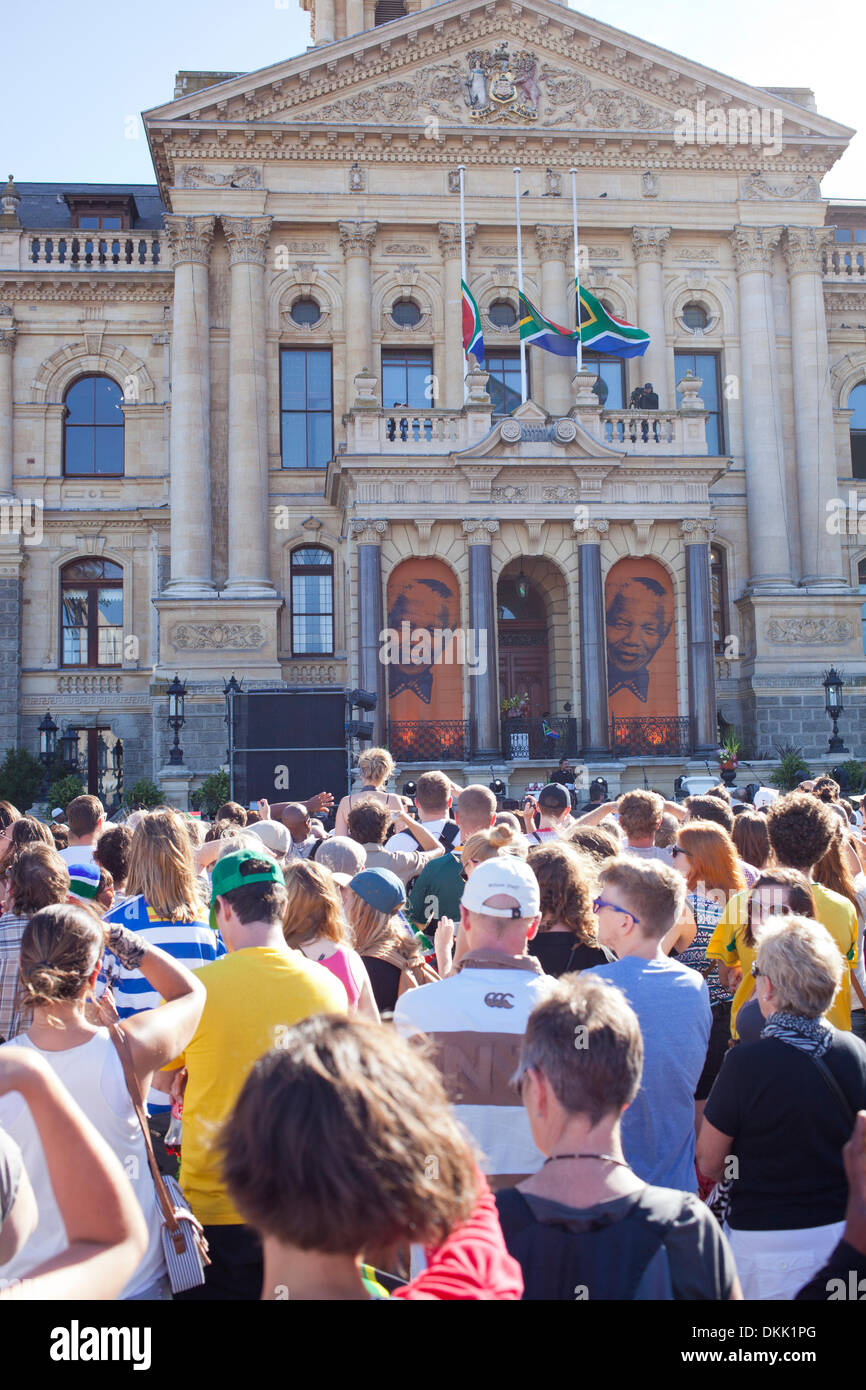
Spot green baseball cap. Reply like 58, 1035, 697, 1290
209, 848, 285, 931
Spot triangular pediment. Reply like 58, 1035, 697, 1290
144, 0, 852, 151
455, 405, 625, 460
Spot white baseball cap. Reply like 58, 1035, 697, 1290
461, 855, 541, 920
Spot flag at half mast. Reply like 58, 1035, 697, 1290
577, 283, 650, 359
461, 279, 484, 366
518, 291, 576, 357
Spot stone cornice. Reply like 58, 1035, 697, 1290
338, 220, 378, 258
729, 224, 784, 275
222, 214, 272, 267
0, 280, 171, 303
163, 214, 216, 266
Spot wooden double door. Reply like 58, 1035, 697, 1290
498, 622, 550, 715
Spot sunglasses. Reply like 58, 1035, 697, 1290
671, 846, 690, 859
593, 896, 641, 928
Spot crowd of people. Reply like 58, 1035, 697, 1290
1, 748, 866, 1302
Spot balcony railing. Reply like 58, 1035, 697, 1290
599, 410, 708, 455
610, 716, 691, 757
27, 233, 164, 270
502, 717, 579, 762
345, 407, 490, 455
824, 245, 866, 281
388, 720, 471, 762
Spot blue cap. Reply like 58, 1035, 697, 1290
348, 867, 406, 915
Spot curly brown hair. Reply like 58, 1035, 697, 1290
6, 843, 70, 917
346, 799, 391, 847
766, 792, 837, 873
564, 824, 621, 863
617, 790, 664, 840
527, 841, 598, 945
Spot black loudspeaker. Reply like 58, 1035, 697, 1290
232, 691, 349, 805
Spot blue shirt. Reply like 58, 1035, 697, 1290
100, 895, 225, 1114
585, 954, 712, 1193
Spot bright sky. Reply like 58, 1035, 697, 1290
4, 0, 863, 199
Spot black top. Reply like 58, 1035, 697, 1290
529, 932, 615, 978
704, 1032, 866, 1230
361, 955, 402, 1015
795, 1240, 866, 1299
495, 1185, 736, 1301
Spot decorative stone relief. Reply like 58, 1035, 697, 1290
500, 419, 523, 443
553, 419, 578, 444
348, 161, 367, 192
338, 221, 378, 258
172, 623, 268, 650
383, 242, 430, 255
492, 485, 528, 501
739, 173, 821, 202
765, 618, 853, 644
632, 226, 671, 262
57, 674, 121, 694
641, 170, 660, 198
179, 165, 262, 189
462, 519, 500, 542
282, 663, 340, 683
543, 485, 578, 501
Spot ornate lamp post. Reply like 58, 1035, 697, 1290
38, 710, 58, 764
59, 726, 79, 772
167, 674, 187, 766
822, 668, 846, 755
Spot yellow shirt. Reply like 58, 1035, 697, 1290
169, 946, 347, 1225
705, 884, 858, 1037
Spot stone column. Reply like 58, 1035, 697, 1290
312, 0, 335, 43
346, 0, 364, 36
730, 225, 794, 590
632, 227, 671, 408
682, 521, 718, 755
352, 519, 388, 746
0, 327, 16, 497
462, 520, 500, 760
574, 518, 611, 755
222, 216, 274, 596
536, 226, 573, 417
339, 222, 377, 397
784, 227, 846, 590
438, 221, 475, 409
163, 216, 216, 596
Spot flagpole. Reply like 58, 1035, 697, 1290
459, 163, 468, 403
514, 165, 527, 403
570, 167, 583, 373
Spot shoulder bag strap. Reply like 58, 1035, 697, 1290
805, 1051, 857, 1132
97, 996, 186, 1248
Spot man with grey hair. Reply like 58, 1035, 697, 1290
585, 856, 711, 1193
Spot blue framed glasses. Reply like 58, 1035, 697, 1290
593, 896, 641, 927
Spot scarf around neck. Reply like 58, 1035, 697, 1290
760, 1010, 833, 1058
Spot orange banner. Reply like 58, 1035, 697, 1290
605, 557, 677, 721
385, 559, 464, 723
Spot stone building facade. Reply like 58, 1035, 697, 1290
1, 0, 865, 805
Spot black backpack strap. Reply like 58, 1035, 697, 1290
438, 820, 460, 851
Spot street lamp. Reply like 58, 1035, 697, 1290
822, 668, 846, 754
167, 674, 187, 765
223, 675, 242, 799
38, 711, 58, 763
515, 566, 529, 603
59, 726, 79, 772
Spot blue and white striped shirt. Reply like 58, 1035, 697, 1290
100, 894, 225, 1114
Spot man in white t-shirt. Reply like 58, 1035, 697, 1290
522, 783, 571, 847
388, 770, 459, 854
57, 794, 104, 870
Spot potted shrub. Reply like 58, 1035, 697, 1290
717, 732, 741, 787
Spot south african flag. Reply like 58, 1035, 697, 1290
577, 283, 650, 359
461, 279, 484, 366
518, 291, 577, 357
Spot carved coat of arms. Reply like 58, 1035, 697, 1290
465, 43, 539, 122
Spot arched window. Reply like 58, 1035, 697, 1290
849, 382, 866, 479
63, 375, 124, 476
858, 558, 866, 655
290, 546, 334, 655
710, 545, 730, 655
60, 558, 123, 667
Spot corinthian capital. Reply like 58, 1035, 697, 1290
339, 221, 378, 259
222, 216, 272, 268
632, 226, 671, 263
729, 225, 784, 275
164, 215, 216, 267
535, 225, 572, 263
0, 327, 17, 356
438, 221, 476, 260
783, 226, 834, 277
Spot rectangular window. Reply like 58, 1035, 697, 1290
486, 350, 528, 418
381, 349, 434, 409
583, 352, 626, 410
280, 348, 333, 470
675, 351, 725, 453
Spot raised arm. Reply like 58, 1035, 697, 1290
573, 800, 619, 827
103, 925, 205, 1091
392, 813, 444, 856
0, 1049, 147, 1300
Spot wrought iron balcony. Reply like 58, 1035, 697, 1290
388, 720, 471, 762
502, 717, 579, 762
610, 716, 692, 757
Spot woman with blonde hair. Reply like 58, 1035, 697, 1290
460, 821, 526, 875
282, 859, 379, 1021
334, 748, 405, 838
671, 820, 746, 1117
526, 841, 614, 978
101, 808, 225, 1164
343, 868, 436, 1014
